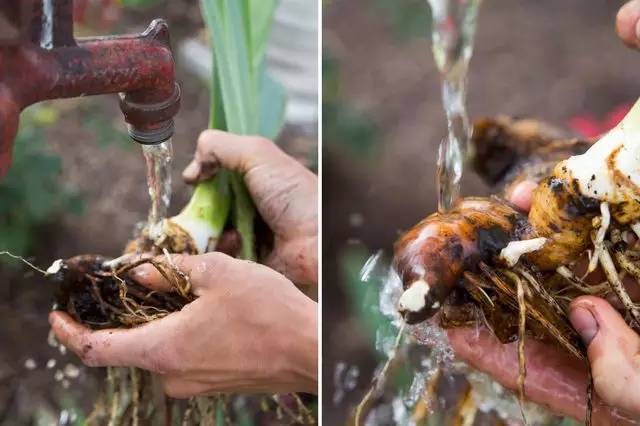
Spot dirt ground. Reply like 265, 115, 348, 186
323, 0, 639, 423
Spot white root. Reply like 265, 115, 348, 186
587, 202, 610, 274
499, 238, 547, 267
46, 259, 64, 275
556, 266, 608, 295
398, 279, 431, 313
632, 222, 640, 242
598, 247, 640, 328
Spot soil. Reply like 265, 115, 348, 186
323, 0, 640, 423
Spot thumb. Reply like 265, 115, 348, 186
183, 130, 289, 184
569, 296, 640, 416
617, 0, 640, 48
49, 311, 179, 374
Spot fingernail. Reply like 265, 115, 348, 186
509, 181, 537, 211
570, 305, 599, 346
635, 19, 640, 46
129, 264, 155, 282
182, 159, 201, 183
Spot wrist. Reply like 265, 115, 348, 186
276, 297, 318, 394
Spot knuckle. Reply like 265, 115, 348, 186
248, 136, 277, 156
197, 129, 223, 147
163, 380, 189, 399
201, 251, 233, 271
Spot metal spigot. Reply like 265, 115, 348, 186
0, 0, 181, 177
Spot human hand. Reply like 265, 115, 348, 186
183, 131, 318, 287
617, 1, 640, 48
49, 252, 318, 397
447, 181, 640, 423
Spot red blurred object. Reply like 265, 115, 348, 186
0, 0, 180, 178
568, 103, 632, 139
73, 0, 122, 28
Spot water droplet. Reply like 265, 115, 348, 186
349, 213, 364, 227
359, 250, 383, 283
332, 362, 360, 405
46, 359, 57, 369
47, 330, 59, 348
63, 363, 80, 379
54, 370, 64, 381
59, 409, 69, 425
24, 358, 37, 370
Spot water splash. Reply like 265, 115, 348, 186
353, 250, 559, 424
333, 362, 360, 405
41, 0, 54, 49
427, 0, 482, 212
141, 140, 173, 237
353, 252, 456, 424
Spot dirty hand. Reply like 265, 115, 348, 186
183, 130, 318, 287
447, 181, 640, 423
49, 252, 318, 396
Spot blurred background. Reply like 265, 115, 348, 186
323, 0, 638, 424
0, 0, 317, 423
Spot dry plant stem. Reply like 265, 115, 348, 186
515, 266, 568, 322
463, 279, 494, 309
478, 263, 584, 360
598, 247, 640, 328
479, 264, 594, 425
354, 323, 406, 426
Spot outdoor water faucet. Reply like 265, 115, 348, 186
0, 0, 181, 178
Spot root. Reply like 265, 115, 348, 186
0, 251, 49, 275
631, 222, 640, 241
478, 263, 584, 360
514, 273, 528, 425
54, 256, 195, 329
611, 228, 640, 283
452, 384, 478, 426
598, 246, 640, 329
515, 266, 568, 322
586, 368, 593, 426
411, 364, 442, 422
555, 266, 608, 295
587, 202, 611, 275
354, 323, 406, 426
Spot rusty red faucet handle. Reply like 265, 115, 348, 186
0, 1, 180, 178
